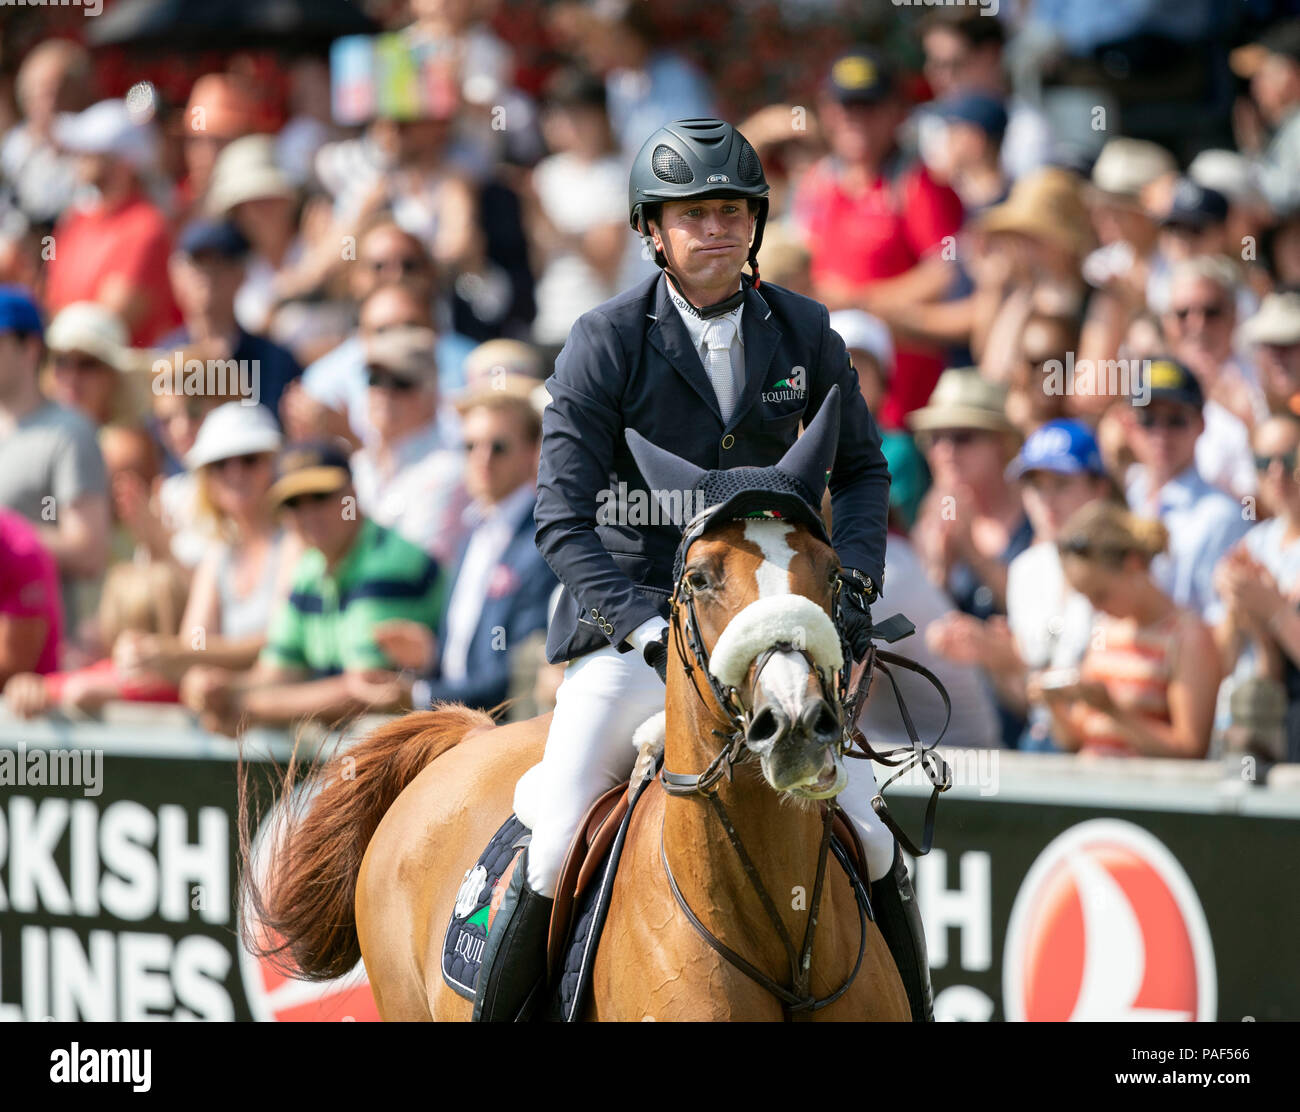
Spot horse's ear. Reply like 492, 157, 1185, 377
626, 427, 708, 494
775, 384, 840, 498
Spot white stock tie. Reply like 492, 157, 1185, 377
703, 317, 737, 422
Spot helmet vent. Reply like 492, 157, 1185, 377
652, 144, 694, 184
738, 141, 762, 184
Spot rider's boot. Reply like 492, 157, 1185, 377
871, 842, 934, 1022
472, 848, 554, 1022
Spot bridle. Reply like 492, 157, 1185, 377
657, 518, 869, 1018
657, 512, 953, 1017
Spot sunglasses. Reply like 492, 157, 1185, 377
1255, 450, 1299, 473
367, 368, 418, 391
365, 256, 426, 276
924, 428, 986, 448
462, 438, 513, 457
209, 452, 269, 474
1134, 409, 1195, 431
281, 490, 334, 511
1171, 303, 1226, 322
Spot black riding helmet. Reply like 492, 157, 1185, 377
629, 118, 770, 286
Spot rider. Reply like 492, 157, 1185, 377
475, 118, 934, 1021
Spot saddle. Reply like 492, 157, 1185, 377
440, 758, 869, 1019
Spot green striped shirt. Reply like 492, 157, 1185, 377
261, 518, 445, 676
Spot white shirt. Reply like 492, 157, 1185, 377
665, 277, 746, 411
351, 418, 469, 566
439, 483, 537, 682
1006, 541, 1095, 671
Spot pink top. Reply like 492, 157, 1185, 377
0, 509, 62, 674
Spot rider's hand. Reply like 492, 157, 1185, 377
838, 567, 877, 663
629, 618, 670, 684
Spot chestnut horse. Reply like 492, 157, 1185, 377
244, 513, 909, 1021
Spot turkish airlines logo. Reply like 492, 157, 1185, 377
1003, 820, 1216, 1021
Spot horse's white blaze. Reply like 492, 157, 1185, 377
740, 520, 817, 716
743, 519, 796, 598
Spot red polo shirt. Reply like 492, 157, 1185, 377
0, 509, 62, 674
794, 155, 963, 429
45, 191, 182, 347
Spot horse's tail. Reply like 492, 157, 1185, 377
238, 704, 495, 982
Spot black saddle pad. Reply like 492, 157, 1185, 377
441, 814, 529, 999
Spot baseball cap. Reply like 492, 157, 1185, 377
363, 327, 439, 384
829, 310, 893, 379
46, 302, 134, 372
928, 92, 1008, 140
186, 401, 283, 471
1006, 419, 1106, 481
0, 285, 43, 336
54, 99, 158, 172
267, 441, 353, 509
1240, 291, 1300, 347
177, 219, 250, 260
1137, 357, 1204, 410
825, 48, 893, 105
1159, 178, 1229, 229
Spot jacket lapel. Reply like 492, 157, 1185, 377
645, 275, 723, 420
726, 282, 781, 433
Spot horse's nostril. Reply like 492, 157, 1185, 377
801, 699, 841, 743
747, 706, 787, 747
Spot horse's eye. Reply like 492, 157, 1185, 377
688, 571, 711, 592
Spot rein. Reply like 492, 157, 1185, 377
657, 533, 952, 1017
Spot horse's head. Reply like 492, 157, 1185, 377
627, 388, 850, 800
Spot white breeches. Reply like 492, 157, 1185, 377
515, 643, 896, 897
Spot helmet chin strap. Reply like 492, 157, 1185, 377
664, 269, 749, 319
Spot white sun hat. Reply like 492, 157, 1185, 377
185, 401, 283, 471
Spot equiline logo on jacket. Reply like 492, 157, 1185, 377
762, 365, 806, 403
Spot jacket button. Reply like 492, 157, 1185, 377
590, 608, 599, 618
721, 434, 735, 450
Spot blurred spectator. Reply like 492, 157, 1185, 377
794, 47, 964, 428
1161, 256, 1263, 498
0, 286, 109, 616
1187, 149, 1274, 289
43, 301, 142, 428
205, 135, 304, 336
1231, 20, 1300, 215
916, 92, 1009, 214
99, 422, 161, 565
736, 104, 825, 225
176, 74, 255, 223
1005, 312, 1074, 434
1038, 501, 1218, 759
461, 337, 545, 394
859, 529, 1001, 751
374, 386, 557, 712
555, 0, 716, 163
163, 219, 303, 423
931, 420, 1112, 751
753, 225, 813, 297
526, 68, 627, 351
1156, 180, 1232, 269
181, 442, 445, 734
350, 326, 469, 565
909, 368, 1031, 622
1121, 357, 1251, 620
918, 9, 1052, 181
1239, 290, 1300, 418
112, 403, 298, 686
1, 39, 90, 227
4, 561, 189, 718
1216, 416, 1300, 762
45, 99, 181, 346
0, 508, 62, 684
829, 309, 927, 530
285, 223, 475, 444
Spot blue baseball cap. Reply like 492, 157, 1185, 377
177, 219, 250, 260
929, 92, 1008, 140
0, 285, 43, 336
1006, 419, 1106, 481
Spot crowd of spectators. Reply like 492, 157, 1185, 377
1, 1, 1299, 766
